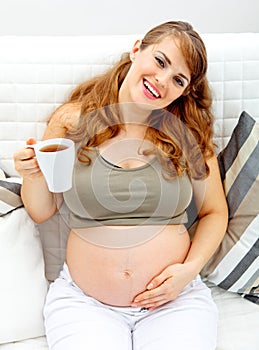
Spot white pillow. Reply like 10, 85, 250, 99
0, 208, 49, 344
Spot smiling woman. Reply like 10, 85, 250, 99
120, 36, 191, 108
13, 21, 228, 350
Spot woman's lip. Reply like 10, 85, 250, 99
142, 79, 161, 100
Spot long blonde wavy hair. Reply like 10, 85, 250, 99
66, 21, 215, 179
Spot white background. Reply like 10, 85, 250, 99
0, 0, 258, 36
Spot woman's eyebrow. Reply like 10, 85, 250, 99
157, 51, 190, 84
157, 51, 172, 65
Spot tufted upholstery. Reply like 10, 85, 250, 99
0, 34, 259, 177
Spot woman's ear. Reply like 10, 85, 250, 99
130, 40, 142, 61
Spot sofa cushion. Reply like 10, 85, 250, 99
0, 207, 49, 344
201, 111, 259, 303
0, 170, 23, 216
38, 202, 69, 282
0, 336, 49, 349
207, 281, 259, 350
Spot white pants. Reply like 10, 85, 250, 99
44, 263, 218, 350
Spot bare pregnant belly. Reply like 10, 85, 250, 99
66, 224, 190, 306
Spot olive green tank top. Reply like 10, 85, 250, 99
63, 148, 193, 228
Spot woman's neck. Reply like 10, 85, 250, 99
118, 102, 152, 125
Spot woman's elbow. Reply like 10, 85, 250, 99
24, 205, 58, 224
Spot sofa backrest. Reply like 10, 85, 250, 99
0, 33, 259, 177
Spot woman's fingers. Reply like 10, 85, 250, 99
13, 145, 40, 177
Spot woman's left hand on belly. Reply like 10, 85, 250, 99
131, 262, 197, 310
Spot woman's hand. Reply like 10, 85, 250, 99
131, 262, 198, 310
14, 138, 42, 179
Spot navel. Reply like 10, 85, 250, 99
122, 270, 133, 279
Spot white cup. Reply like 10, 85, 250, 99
31, 138, 75, 193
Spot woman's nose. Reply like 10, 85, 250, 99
155, 70, 171, 87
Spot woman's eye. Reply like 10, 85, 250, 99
174, 76, 184, 87
155, 57, 165, 68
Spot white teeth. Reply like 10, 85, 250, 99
144, 80, 160, 98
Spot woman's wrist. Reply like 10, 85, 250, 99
183, 256, 206, 278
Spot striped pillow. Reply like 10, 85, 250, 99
0, 170, 23, 216
201, 111, 259, 304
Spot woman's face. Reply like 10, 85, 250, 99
119, 36, 191, 110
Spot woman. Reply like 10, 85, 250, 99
14, 21, 228, 350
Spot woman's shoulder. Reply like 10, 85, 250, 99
43, 102, 81, 139
49, 102, 82, 126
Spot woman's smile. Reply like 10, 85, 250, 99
142, 78, 161, 100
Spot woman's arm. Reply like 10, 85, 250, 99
14, 103, 81, 223
184, 154, 228, 273
131, 155, 228, 309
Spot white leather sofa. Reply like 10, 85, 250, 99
0, 33, 258, 350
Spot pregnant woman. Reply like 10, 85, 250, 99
14, 21, 228, 350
